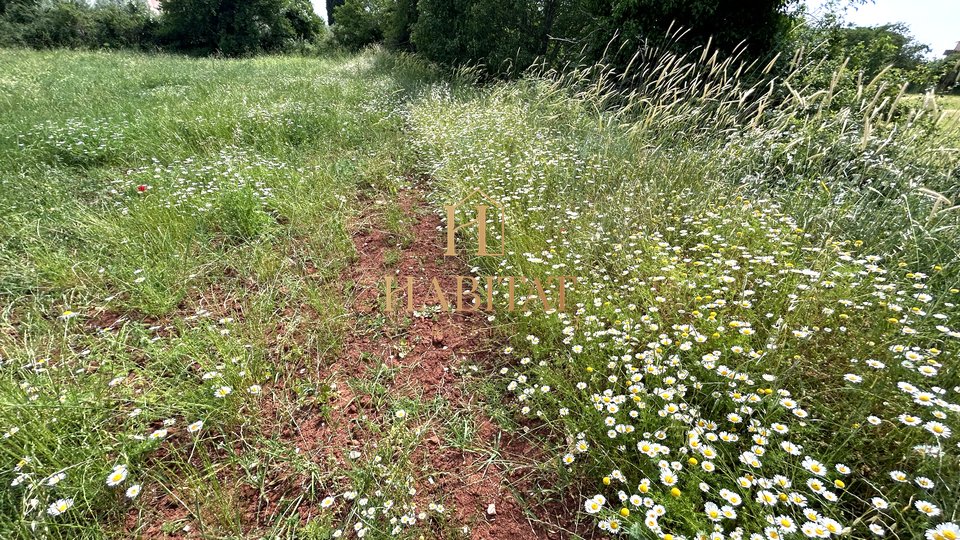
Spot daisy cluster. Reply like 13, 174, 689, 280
101, 148, 288, 215
14, 116, 128, 164
317, 468, 447, 538
6, 424, 198, 526
1, 311, 265, 526
412, 90, 959, 539
315, 413, 451, 538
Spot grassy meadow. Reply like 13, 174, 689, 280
412, 46, 960, 540
939, 94, 960, 125
0, 49, 440, 538
1, 46, 959, 540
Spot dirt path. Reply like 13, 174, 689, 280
126, 186, 572, 539
352, 188, 537, 538
301, 186, 553, 539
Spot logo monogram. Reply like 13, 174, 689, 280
383, 189, 576, 313
443, 189, 505, 257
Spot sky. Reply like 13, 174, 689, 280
308, 1, 959, 58
310, 0, 327, 23
805, 0, 959, 57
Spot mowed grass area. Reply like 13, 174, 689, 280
0, 49, 435, 538
908, 92, 960, 136
939, 94, 960, 132
939, 94, 960, 116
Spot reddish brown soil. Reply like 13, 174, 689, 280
347, 191, 541, 539
123, 187, 579, 539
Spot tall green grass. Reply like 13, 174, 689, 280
2, 42, 958, 540
0, 48, 433, 538
412, 40, 959, 539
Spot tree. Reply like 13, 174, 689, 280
22, 0, 95, 48
411, 0, 795, 77
326, 0, 343, 24
826, 23, 929, 80
91, 1, 157, 48
411, 0, 539, 76
160, 0, 323, 55
329, 0, 416, 52
0, 0, 158, 48
929, 55, 960, 94
0, 0, 39, 46
568, 0, 794, 69
383, 0, 415, 50
331, 0, 385, 50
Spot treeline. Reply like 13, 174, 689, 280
0, 0, 327, 55
0, 0, 806, 64
328, 0, 794, 76
815, 21, 960, 94
0, 0, 957, 93
327, 0, 958, 92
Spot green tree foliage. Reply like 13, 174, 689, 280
0, 0, 38, 18
929, 55, 960, 94
331, 0, 416, 52
570, 0, 794, 69
90, 2, 158, 48
22, 1, 94, 48
411, 0, 540, 76
0, 0, 325, 54
0, 0, 157, 49
826, 23, 929, 80
326, 0, 344, 24
383, 0, 415, 50
408, 0, 796, 76
159, 0, 324, 55
789, 15, 941, 98
331, 0, 385, 50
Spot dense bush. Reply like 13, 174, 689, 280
90, 3, 158, 48
808, 21, 936, 92
826, 23, 928, 76
565, 0, 794, 71
330, 0, 385, 51
20, 1, 95, 49
382, 0, 414, 50
323, 0, 955, 93
0, 0, 157, 49
410, 0, 539, 76
159, 0, 325, 55
330, 0, 415, 52
322, 0, 799, 76
0, 0, 325, 55
405, 0, 795, 76
930, 55, 960, 94
325, 0, 343, 24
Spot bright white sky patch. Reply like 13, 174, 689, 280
805, 0, 959, 57
311, 0, 328, 23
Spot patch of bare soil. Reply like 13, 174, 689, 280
314, 187, 567, 539
125, 186, 580, 539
